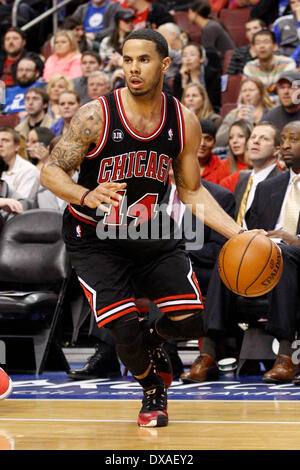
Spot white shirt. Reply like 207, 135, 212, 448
2, 154, 40, 199
275, 169, 300, 231
243, 163, 277, 229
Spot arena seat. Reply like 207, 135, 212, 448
221, 73, 242, 107
221, 101, 236, 118
173, 11, 201, 43
0, 209, 71, 374
219, 7, 251, 29
0, 113, 20, 128
222, 49, 234, 74
228, 27, 248, 47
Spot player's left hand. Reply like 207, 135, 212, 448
267, 229, 300, 246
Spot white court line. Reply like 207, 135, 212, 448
0, 418, 300, 425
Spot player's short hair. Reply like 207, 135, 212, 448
122, 28, 169, 59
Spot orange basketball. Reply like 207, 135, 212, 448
218, 232, 283, 297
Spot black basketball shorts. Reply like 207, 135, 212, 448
63, 210, 203, 328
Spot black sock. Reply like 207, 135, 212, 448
201, 336, 218, 361
136, 367, 164, 390
279, 339, 293, 357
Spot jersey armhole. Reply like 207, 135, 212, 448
86, 96, 110, 159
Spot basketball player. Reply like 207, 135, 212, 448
41, 29, 263, 427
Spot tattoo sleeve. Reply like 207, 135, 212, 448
46, 101, 103, 172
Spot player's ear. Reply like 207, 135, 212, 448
162, 57, 171, 72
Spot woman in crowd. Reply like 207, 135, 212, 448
216, 77, 274, 147
43, 30, 82, 82
100, 9, 135, 73
182, 82, 222, 129
46, 74, 74, 122
214, 119, 253, 190
26, 127, 55, 171
173, 42, 221, 112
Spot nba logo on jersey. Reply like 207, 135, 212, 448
76, 225, 82, 238
112, 129, 124, 142
168, 128, 173, 141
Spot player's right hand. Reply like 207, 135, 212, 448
83, 181, 127, 212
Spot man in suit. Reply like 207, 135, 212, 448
181, 121, 284, 383
247, 120, 300, 383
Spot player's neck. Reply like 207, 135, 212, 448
122, 87, 163, 118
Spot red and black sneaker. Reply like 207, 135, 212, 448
138, 384, 168, 427
151, 345, 173, 389
0, 368, 13, 400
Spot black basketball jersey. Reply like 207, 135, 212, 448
69, 88, 185, 230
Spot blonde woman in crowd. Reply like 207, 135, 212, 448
43, 30, 82, 82
46, 74, 74, 122
216, 77, 274, 147
182, 82, 222, 129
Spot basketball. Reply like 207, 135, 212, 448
218, 232, 283, 297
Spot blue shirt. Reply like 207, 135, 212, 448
4, 81, 42, 114
83, 1, 108, 33
51, 117, 65, 136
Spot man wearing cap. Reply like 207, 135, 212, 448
265, 71, 300, 131
0, 27, 44, 88
196, 119, 223, 183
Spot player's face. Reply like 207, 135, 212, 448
248, 125, 276, 163
229, 125, 247, 158
280, 124, 300, 169
122, 39, 169, 97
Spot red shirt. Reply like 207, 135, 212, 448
219, 170, 242, 192
213, 158, 248, 185
200, 153, 223, 183
1, 57, 18, 87
133, 6, 150, 29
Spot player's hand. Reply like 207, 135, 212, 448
83, 182, 127, 212
267, 229, 299, 246
240, 228, 268, 236
0, 198, 23, 214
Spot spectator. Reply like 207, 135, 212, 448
26, 127, 55, 170
273, 0, 300, 56
216, 77, 274, 147
265, 71, 300, 131
0, 156, 23, 222
73, 51, 102, 105
0, 126, 40, 199
15, 87, 54, 144
43, 30, 82, 82
71, 0, 122, 44
157, 23, 183, 84
250, 0, 288, 26
63, 16, 94, 52
181, 122, 282, 384
0, 26, 44, 88
226, 18, 267, 75
87, 71, 111, 100
3, 57, 43, 115
182, 82, 222, 129
46, 74, 75, 122
100, 8, 134, 71
51, 91, 81, 136
214, 119, 252, 185
173, 42, 221, 113
187, 0, 235, 65
243, 30, 296, 101
196, 119, 223, 182
125, 0, 174, 30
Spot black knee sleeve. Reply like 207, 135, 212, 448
108, 313, 151, 376
155, 311, 204, 340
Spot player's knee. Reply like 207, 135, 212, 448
155, 310, 204, 340
108, 311, 140, 346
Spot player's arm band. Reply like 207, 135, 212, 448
80, 190, 91, 206
238, 229, 246, 234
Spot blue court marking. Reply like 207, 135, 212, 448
7, 369, 300, 401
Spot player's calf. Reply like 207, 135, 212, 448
155, 311, 204, 341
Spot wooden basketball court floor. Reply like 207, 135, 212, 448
2, 372, 300, 450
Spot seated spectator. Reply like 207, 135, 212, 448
173, 42, 221, 112
3, 56, 43, 115
207, 0, 258, 9
43, 30, 82, 82
243, 30, 296, 102
26, 127, 55, 171
87, 71, 111, 101
63, 15, 94, 53
0, 26, 44, 88
273, 0, 300, 56
196, 119, 223, 182
265, 70, 300, 131
125, 0, 174, 30
0, 127, 40, 199
182, 82, 222, 129
157, 23, 183, 85
46, 74, 75, 122
0, 156, 23, 222
71, 0, 122, 44
187, 0, 235, 65
219, 119, 253, 192
15, 87, 54, 144
100, 8, 134, 72
73, 52, 102, 105
214, 119, 253, 184
51, 91, 81, 136
250, 0, 289, 26
216, 77, 274, 147
226, 18, 267, 76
